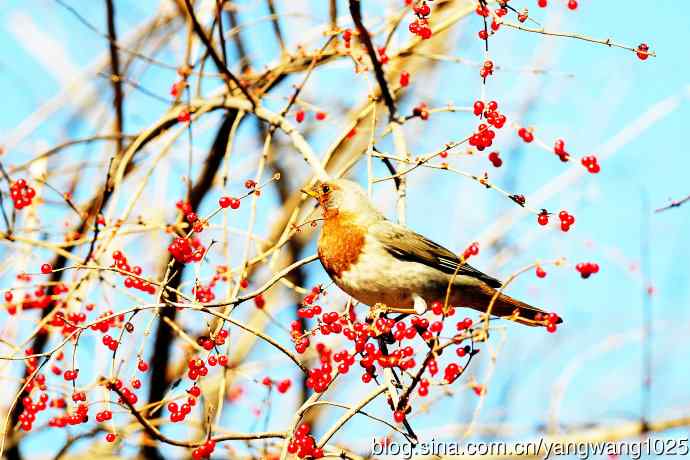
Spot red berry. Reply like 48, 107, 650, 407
536, 266, 547, 278
538, 0, 547, 7
636, 43, 650, 60
177, 109, 191, 123
400, 71, 410, 87
473, 101, 485, 116
106, 433, 116, 442
393, 410, 405, 423
567, 0, 578, 10
295, 110, 305, 123
254, 294, 265, 309
40, 264, 53, 274
418, 26, 432, 39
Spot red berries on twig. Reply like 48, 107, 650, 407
576, 262, 599, 278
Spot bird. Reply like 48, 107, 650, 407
303, 178, 562, 328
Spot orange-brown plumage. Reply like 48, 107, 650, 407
317, 210, 366, 279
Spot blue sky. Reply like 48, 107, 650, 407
1, 1, 689, 458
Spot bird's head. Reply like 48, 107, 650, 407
302, 179, 379, 219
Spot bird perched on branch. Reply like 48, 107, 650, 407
303, 179, 562, 327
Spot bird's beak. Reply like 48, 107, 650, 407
301, 188, 319, 200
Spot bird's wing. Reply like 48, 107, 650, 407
373, 221, 502, 288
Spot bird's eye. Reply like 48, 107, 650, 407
321, 184, 330, 194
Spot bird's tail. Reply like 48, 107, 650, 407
459, 283, 562, 327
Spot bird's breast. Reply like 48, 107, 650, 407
317, 213, 366, 279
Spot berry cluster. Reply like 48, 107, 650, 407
18, 393, 49, 432
63, 369, 78, 381
553, 138, 570, 162
417, 378, 430, 397
333, 349, 356, 374
176, 200, 201, 231
89, 309, 125, 334
290, 320, 310, 353
167, 385, 202, 423
558, 210, 575, 232
95, 409, 113, 423
306, 343, 334, 393
111, 250, 156, 294
297, 303, 323, 319
536, 210, 575, 231
488, 151, 502, 168
47, 402, 89, 429
576, 262, 599, 278
485, 101, 507, 128
102, 334, 120, 352
49, 309, 87, 337
535, 312, 561, 333
469, 123, 496, 151
219, 195, 241, 209
287, 423, 324, 459
110, 379, 139, 405
4, 283, 67, 314
475, 3, 490, 17
193, 283, 215, 303
581, 155, 600, 173
10, 179, 36, 209
191, 440, 216, 460
168, 237, 205, 263
187, 358, 208, 381
198, 328, 229, 351
408, 2, 432, 39
192, 267, 230, 304
518, 127, 535, 143
444, 362, 463, 383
